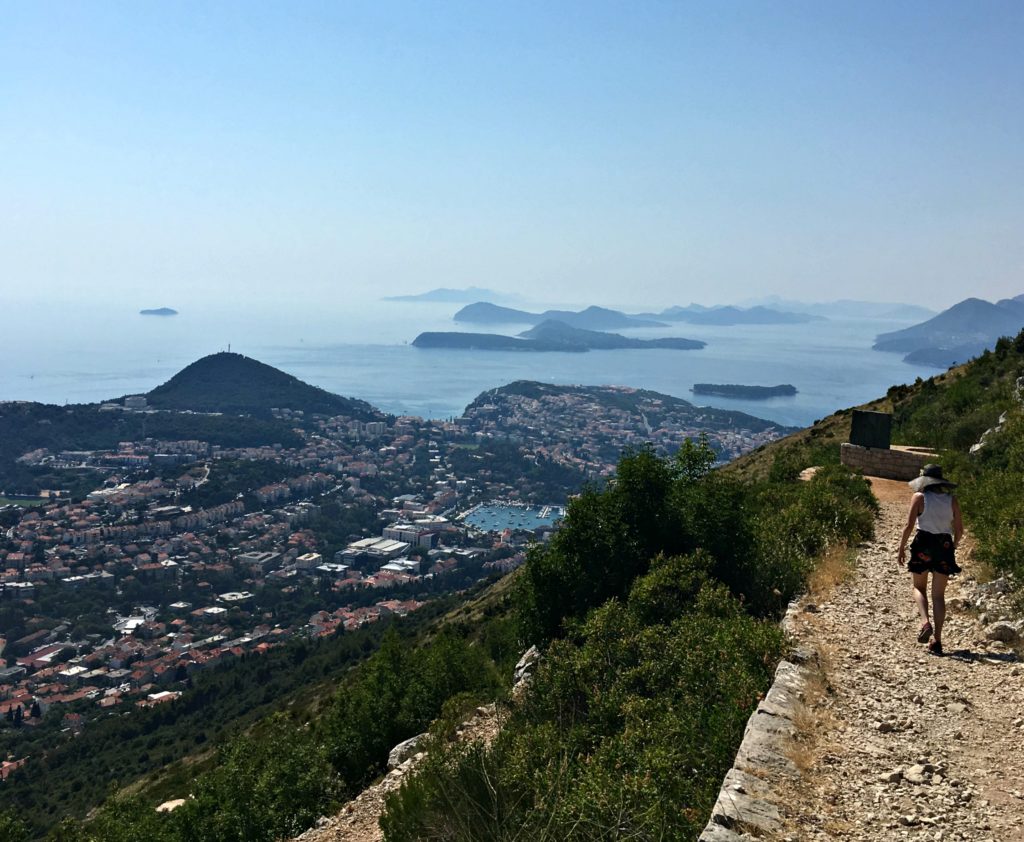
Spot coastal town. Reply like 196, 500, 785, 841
0, 378, 787, 776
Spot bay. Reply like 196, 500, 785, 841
0, 297, 937, 428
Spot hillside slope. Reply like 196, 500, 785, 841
873, 294, 1024, 366
143, 353, 380, 419
20, 334, 1024, 842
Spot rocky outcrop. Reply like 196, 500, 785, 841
386, 734, 426, 770
970, 376, 1023, 454
292, 704, 501, 842
512, 645, 540, 697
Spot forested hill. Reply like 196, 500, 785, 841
143, 353, 380, 419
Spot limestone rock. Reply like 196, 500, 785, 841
904, 764, 929, 785
513, 645, 541, 687
984, 622, 1019, 643
387, 733, 426, 770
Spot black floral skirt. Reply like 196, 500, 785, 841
908, 530, 961, 577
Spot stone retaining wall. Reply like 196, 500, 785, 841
698, 603, 811, 841
840, 443, 933, 481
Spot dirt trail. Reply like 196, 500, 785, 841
780, 477, 1024, 841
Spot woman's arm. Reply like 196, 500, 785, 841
952, 496, 964, 547
897, 492, 924, 567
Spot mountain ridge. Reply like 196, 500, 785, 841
873, 294, 1024, 366
453, 302, 666, 329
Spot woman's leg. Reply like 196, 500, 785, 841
931, 573, 949, 644
912, 572, 930, 626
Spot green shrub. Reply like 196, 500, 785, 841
383, 451, 875, 842
174, 719, 337, 842
320, 627, 500, 789
383, 584, 783, 841
0, 810, 30, 842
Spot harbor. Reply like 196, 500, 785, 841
460, 500, 565, 534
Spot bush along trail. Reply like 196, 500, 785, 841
779, 477, 1024, 841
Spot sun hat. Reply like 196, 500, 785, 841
909, 463, 957, 492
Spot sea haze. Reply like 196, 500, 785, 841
1, 297, 937, 428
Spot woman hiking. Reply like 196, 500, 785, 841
897, 464, 963, 655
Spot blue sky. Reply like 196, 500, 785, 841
2, 1, 1022, 310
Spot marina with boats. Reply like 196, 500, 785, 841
460, 500, 565, 534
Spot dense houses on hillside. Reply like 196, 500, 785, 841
1, 391, 785, 744
459, 385, 785, 474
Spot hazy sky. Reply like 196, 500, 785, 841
2, 1, 1022, 311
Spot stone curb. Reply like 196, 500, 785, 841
697, 602, 812, 841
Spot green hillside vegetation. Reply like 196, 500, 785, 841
732, 329, 1024, 582
144, 353, 379, 419
381, 442, 876, 840
16, 441, 874, 842
0, 587, 508, 841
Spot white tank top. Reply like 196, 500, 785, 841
917, 491, 954, 535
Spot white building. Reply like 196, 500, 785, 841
295, 552, 323, 570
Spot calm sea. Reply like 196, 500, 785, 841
0, 297, 936, 428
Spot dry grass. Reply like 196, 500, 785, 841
960, 533, 997, 584
806, 546, 856, 601
773, 640, 842, 839
785, 638, 835, 774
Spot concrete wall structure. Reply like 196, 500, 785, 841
840, 443, 935, 482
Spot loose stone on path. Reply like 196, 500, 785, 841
778, 477, 1024, 842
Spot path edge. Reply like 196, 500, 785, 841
697, 601, 812, 841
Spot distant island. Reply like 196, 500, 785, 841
743, 297, 935, 321
413, 320, 705, 352
873, 294, 1024, 367
692, 383, 797, 399
139, 307, 178, 316
453, 302, 666, 329
412, 332, 585, 352
519, 320, 704, 350
644, 304, 822, 325
383, 287, 516, 304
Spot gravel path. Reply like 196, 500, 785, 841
781, 478, 1024, 841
